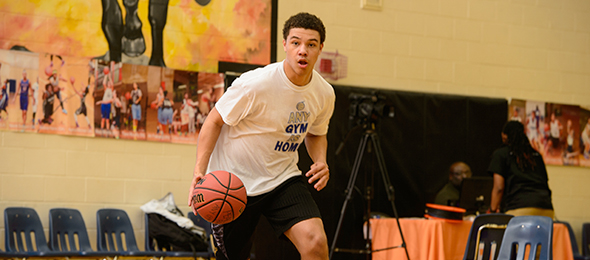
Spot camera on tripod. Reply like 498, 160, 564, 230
348, 91, 394, 128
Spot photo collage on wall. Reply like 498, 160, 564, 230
510, 99, 590, 167
0, 49, 224, 145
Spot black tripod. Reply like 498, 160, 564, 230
329, 125, 410, 260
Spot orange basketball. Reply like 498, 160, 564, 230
44, 66, 53, 77
150, 102, 157, 109
192, 170, 247, 224
125, 92, 131, 100
103, 66, 110, 75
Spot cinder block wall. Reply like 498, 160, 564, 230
1, 0, 590, 251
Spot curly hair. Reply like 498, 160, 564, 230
503, 120, 537, 171
282, 12, 326, 44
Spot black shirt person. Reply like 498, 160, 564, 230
488, 121, 554, 218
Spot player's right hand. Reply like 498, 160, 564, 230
187, 174, 203, 214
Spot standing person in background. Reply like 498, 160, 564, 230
434, 161, 472, 206
488, 121, 554, 218
187, 12, 334, 260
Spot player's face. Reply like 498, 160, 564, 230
22, 71, 27, 79
283, 28, 323, 86
133, 82, 138, 90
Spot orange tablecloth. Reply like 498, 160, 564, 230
370, 218, 573, 260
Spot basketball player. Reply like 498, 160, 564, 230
0, 80, 8, 121
31, 77, 39, 127
188, 13, 334, 260
151, 84, 164, 133
130, 82, 142, 134
96, 71, 114, 129
72, 77, 92, 128
48, 69, 68, 115
15, 69, 31, 130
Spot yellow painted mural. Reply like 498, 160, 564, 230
0, 0, 272, 72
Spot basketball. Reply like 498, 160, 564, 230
44, 66, 52, 76
103, 66, 110, 75
192, 170, 247, 224
125, 92, 131, 100
150, 102, 157, 109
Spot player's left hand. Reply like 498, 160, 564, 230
305, 162, 329, 191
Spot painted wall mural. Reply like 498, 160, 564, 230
0, 0, 272, 72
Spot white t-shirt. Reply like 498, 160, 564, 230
102, 88, 113, 102
207, 61, 335, 196
550, 120, 560, 138
32, 82, 39, 110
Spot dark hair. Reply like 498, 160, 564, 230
502, 120, 537, 171
283, 12, 326, 44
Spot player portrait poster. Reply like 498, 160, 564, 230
0, 49, 40, 132
508, 99, 525, 123
167, 70, 225, 145
579, 108, 590, 167
543, 104, 580, 166
93, 60, 124, 138
145, 66, 175, 142
38, 54, 96, 137
112, 63, 149, 141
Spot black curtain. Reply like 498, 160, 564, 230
253, 85, 508, 260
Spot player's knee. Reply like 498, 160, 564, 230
300, 231, 328, 258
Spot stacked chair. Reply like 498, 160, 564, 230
4, 207, 78, 258
556, 220, 590, 260
49, 208, 119, 258
583, 223, 590, 259
96, 208, 167, 259
463, 213, 514, 260
497, 216, 554, 260
2, 207, 214, 260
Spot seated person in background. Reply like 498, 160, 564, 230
488, 121, 554, 218
434, 161, 472, 206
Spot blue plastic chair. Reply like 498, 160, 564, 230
4, 207, 75, 257
49, 208, 119, 257
555, 221, 590, 260
144, 213, 211, 259
497, 216, 553, 260
583, 223, 590, 257
463, 213, 514, 260
0, 247, 27, 258
96, 208, 166, 258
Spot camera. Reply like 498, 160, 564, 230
348, 92, 394, 128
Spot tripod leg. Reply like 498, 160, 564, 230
370, 133, 411, 260
329, 133, 370, 259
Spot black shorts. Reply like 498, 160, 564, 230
212, 175, 322, 260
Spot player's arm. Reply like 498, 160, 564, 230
188, 107, 225, 208
489, 173, 504, 213
304, 133, 329, 191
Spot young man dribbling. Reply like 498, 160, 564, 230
188, 12, 335, 260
